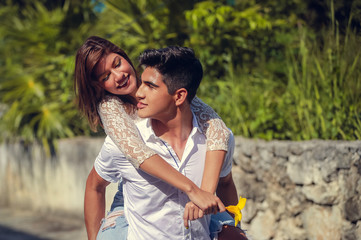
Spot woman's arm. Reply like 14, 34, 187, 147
183, 151, 227, 227
201, 150, 226, 193
191, 96, 230, 152
140, 156, 224, 213
183, 97, 231, 226
98, 95, 224, 212
191, 96, 231, 193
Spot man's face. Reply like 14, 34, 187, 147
136, 67, 176, 120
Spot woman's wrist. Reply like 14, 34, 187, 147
183, 180, 198, 196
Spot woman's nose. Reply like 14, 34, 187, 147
111, 69, 123, 81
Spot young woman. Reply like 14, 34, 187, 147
75, 36, 242, 239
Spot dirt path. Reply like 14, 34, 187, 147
0, 208, 87, 240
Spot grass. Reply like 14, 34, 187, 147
199, 22, 361, 140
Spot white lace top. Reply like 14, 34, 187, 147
98, 95, 230, 168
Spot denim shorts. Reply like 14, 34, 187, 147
209, 211, 236, 239
97, 182, 128, 240
97, 206, 128, 240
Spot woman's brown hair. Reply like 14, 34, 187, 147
74, 36, 139, 131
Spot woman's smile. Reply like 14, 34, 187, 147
95, 53, 138, 97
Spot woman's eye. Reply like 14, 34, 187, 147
102, 75, 110, 82
115, 59, 121, 68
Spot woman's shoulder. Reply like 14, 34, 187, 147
98, 95, 126, 114
100, 95, 125, 105
98, 94, 138, 119
99, 95, 128, 109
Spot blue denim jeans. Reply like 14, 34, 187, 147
97, 181, 128, 240
209, 211, 236, 239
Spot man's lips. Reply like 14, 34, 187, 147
137, 102, 147, 109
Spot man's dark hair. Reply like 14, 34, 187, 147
139, 46, 203, 101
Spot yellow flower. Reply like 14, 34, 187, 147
225, 196, 247, 227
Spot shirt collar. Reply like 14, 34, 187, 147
137, 110, 202, 143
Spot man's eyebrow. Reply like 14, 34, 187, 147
142, 80, 159, 88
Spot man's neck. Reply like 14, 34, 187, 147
152, 104, 193, 161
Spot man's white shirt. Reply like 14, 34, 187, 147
94, 113, 234, 240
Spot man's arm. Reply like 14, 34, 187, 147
217, 172, 248, 240
84, 167, 110, 240
216, 171, 238, 206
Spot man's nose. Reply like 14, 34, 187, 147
136, 84, 144, 99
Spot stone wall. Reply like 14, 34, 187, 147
0, 137, 118, 217
232, 137, 361, 240
0, 137, 360, 239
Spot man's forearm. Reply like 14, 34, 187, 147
216, 172, 238, 207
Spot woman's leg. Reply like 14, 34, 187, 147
97, 181, 128, 240
209, 211, 248, 240
218, 225, 248, 240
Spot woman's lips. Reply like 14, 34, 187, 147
117, 75, 129, 88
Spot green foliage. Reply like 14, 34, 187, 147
0, 0, 360, 145
281, 25, 361, 140
93, 0, 169, 60
185, 1, 285, 78
0, 0, 94, 153
199, 22, 361, 140
92, 0, 197, 61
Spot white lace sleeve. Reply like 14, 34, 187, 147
191, 96, 230, 151
98, 95, 157, 168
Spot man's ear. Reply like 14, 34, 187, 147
174, 88, 188, 106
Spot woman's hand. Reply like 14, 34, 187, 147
186, 186, 225, 215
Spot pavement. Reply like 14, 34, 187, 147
0, 208, 87, 240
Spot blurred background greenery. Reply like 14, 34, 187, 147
0, 0, 360, 154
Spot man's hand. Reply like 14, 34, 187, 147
183, 202, 204, 228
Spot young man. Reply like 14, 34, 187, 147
85, 46, 246, 239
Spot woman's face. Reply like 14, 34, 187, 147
94, 53, 138, 97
